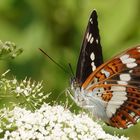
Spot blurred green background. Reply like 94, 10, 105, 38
0, 0, 140, 139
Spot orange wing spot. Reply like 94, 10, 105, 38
104, 67, 114, 76
127, 86, 140, 94
101, 92, 113, 102
133, 67, 140, 73
109, 117, 120, 128
120, 109, 136, 124
110, 114, 127, 129
128, 48, 140, 57
108, 59, 123, 73
96, 72, 105, 81
127, 87, 138, 93
124, 105, 140, 116
109, 106, 137, 128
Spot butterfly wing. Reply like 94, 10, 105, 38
86, 83, 140, 128
83, 46, 140, 89
108, 85, 140, 128
83, 46, 140, 128
76, 10, 103, 85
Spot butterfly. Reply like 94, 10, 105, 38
70, 10, 140, 129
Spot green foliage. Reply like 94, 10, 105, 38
0, 0, 140, 139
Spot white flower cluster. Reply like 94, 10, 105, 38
1, 104, 129, 140
13, 78, 49, 109
0, 73, 49, 110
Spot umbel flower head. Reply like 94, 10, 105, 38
0, 104, 128, 140
0, 70, 49, 111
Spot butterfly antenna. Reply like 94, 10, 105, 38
39, 48, 69, 74
68, 63, 75, 77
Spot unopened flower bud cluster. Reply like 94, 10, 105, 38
0, 40, 23, 59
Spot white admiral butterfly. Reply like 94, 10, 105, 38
70, 10, 140, 129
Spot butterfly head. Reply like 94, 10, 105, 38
70, 77, 81, 91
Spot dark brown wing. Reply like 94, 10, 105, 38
76, 10, 103, 85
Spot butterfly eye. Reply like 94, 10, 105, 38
71, 77, 81, 90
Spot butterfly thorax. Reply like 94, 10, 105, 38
70, 77, 87, 107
